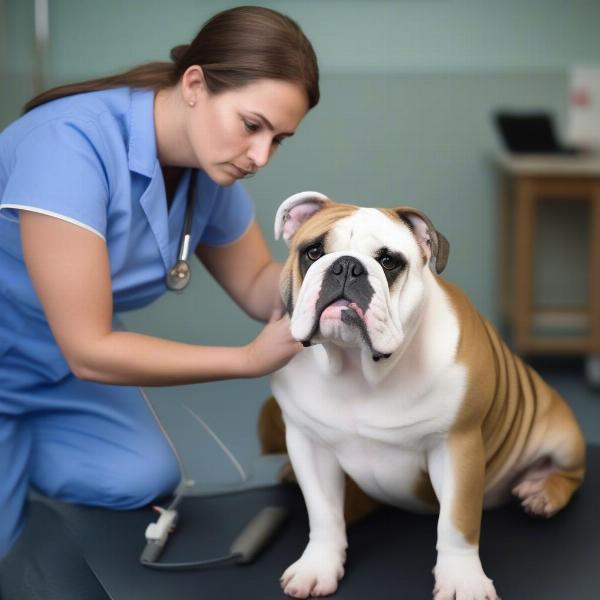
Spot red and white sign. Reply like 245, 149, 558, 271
567, 66, 600, 152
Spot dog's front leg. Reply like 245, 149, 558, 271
280, 424, 347, 598
428, 433, 498, 600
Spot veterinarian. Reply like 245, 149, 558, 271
0, 5, 317, 559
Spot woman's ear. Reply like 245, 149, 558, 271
274, 191, 331, 245
181, 65, 206, 107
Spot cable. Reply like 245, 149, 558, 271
138, 387, 193, 513
140, 505, 288, 571
140, 553, 241, 571
181, 403, 248, 482
139, 397, 286, 570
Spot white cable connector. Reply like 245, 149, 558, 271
145, 506, 178, 545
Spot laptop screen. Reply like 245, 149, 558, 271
494, 112, 578, 155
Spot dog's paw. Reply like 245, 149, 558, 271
280, 544, 345, 598
433, 553, 498, 600
513, 477, 555, 517
512, 471, 576, 518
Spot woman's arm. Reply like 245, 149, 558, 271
195, 221, 283, 322
20, 211, 300, 386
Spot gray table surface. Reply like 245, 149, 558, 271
1, 446, 598, 600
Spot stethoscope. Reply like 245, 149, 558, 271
165, 171, 196, 292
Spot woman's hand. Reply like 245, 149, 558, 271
243, 308, 303, 377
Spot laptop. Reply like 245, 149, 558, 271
493, 111, 581, 155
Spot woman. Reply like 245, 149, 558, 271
0, 5, 318, 558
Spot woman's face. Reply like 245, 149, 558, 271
187, 77, 309, 186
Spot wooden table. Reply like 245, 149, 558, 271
496, 152, 600, 356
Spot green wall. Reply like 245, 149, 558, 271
3, 0, 599, 327
2, 1, 600, 485
6, 1, 600, 77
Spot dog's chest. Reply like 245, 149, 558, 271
272, 348, 467, 507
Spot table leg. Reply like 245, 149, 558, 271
513, 178, 536, 354
498, 173, 512, 324
589, 183, 600, 353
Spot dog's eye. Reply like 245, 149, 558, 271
306, 244, 323, 261
377, 251, 409, 272
379, 255, 399, 270
376, 248, 406, 272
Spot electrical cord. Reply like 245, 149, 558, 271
139, 402, 289, 571
141, 554, 241, 571
140, 505, 288, 571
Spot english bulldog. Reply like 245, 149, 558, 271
265, 191, 586, 600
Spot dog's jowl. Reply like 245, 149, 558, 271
263, 191, 586, 600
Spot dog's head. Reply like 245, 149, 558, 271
275, 191, 449, 362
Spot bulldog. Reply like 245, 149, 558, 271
263, 191, 586, 600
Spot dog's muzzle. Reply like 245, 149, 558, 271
300, 256, 391, 361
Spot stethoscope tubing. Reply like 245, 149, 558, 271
166, 170, 196, 291
178, 175, 196, 261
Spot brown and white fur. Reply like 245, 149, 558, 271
264, 191, 586, 600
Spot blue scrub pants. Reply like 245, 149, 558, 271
0, 374, 181, 560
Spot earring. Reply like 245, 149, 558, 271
188, 100, 196, 108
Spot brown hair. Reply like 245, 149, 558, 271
24, 5, 319, 113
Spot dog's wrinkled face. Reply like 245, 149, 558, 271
276, 192, 449, 361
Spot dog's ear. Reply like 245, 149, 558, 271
274, 191, 331, 245
395, 208, 450, 274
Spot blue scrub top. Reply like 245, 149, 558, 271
0, 87, 254, 386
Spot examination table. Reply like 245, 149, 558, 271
1, 445, 598, 600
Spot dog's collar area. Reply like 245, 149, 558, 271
300, 335, 392, 362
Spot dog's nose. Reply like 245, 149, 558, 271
330, 256, 365, 281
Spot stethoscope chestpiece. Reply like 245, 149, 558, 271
166, 260, 191, 291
